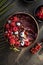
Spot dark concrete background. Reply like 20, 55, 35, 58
0, 0, 43, 65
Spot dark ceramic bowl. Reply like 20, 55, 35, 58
4, 12, 39, 49
34, 5, 43, 22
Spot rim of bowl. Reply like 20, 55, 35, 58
23, 0, 36, 3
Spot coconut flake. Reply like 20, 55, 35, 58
15, 31, 18, 35
21, 40, 25, 46
16, 22, 21, 26
8, 20, 11, 23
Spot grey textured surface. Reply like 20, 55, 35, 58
0, 0, 43, 65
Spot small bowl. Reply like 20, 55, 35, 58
34, 5, 43, 22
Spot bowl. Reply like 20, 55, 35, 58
34, 5, 43, 22
4, 12, 39, 49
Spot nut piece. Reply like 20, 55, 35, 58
16, 22, 21, 26
15, 31, 18, 35
21, 41, 25, 46
8, 20, 11, 23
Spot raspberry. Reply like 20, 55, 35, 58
10, 22, 15, 27
8, 35, 15, 40
5, 24, 10, 29
14, 17, 19, 22
9, 38, 15, 45
13, 26, 19, 32
15, 41, 20, 46
24, 41, 30, 47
